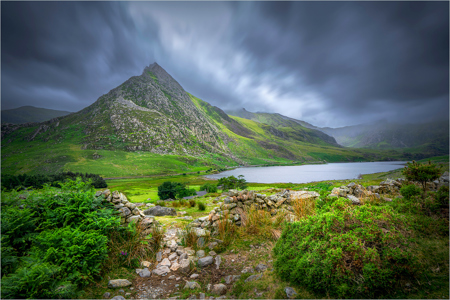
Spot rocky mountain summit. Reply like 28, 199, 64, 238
76, 62, 230, 156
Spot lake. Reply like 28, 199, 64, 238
205, 161, 407, 184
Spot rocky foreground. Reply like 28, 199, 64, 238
97, 172, 449, 299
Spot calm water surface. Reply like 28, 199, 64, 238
206, 161, 407, 184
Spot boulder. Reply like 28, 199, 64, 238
347, 195, 360, 205
125, 202, 136, 210
119, 207, 131, 217
179, 258, 191, 273
108, 279, 132, 288
291, 191, 320, 200
144, 206, 177, 216
140, 217, 155, 228
198, 256, 214, 268
156, 252, 162, 262
170, 262, 180, 271
152, 266, 170, 276
225, 275, 240, 284
255, 264, 268, 272
103, 189, 111, 198
138, 268, 151, 278
126, 215, 141, 223
212, 284, 227, 295
184, 281, 201, 290
215, 255, 222, 269
160, 258, 171, 267
285, 287, 298, 299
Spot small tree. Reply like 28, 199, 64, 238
402, 160, 441, 192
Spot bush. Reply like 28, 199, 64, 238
273, 198, 418, 298
200, 183, 218, 193
400, 184, 422, 200
188, 199, 196, 208
402, 161, 441, 191
198, 202, 206, 211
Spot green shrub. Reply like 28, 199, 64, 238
402, 161, 441, 191
189, 199, 196, 208
198, 202, 206, 211
200, 183, 218, 193
1, 260, 77, 299
273, 198, 417, 298
32, 227, 109, 285
400, 184, 422, 200
0, 178, 120, 299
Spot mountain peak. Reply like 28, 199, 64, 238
142, 62, 185, 95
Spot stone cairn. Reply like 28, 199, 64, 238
96, 189, 158, 230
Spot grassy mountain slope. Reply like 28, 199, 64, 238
0, 64, 438, 178
226, 108, 338, 146
228, 108, 449, 157
1, 106, 72, 124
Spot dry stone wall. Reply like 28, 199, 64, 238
189, 189, 320, 228
97, 189, 158, 230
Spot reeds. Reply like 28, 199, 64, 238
291, 195, 315, 220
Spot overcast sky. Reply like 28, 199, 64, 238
2, 1, 448, 127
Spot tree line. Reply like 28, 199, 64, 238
1, 172, 107, 190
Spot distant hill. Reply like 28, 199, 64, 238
1, 106, 72, 124
319, 121, 449, 150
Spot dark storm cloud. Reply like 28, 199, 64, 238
229, 1, 449, 126
1, 1, 156, 111
2, 1, 448, 127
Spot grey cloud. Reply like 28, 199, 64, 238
1, 1, 154, 111
230, 1, 449, 126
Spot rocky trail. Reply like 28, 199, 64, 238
104, 225, 282, 300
